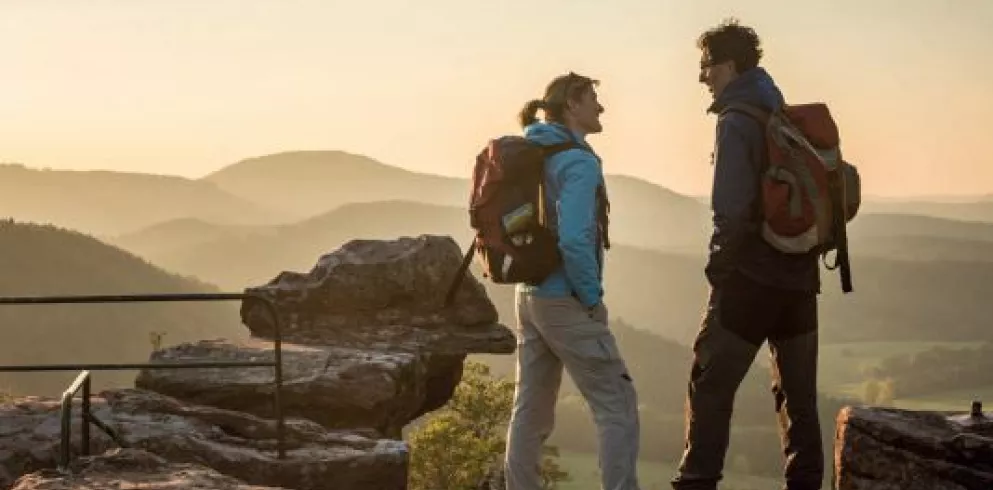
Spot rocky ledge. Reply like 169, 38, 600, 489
135, 235, 514, 440
0, 235, 514, 489
237, 235, 509, 352
834, 404, 993, 490
0, 389, 407, 490
134, 338, 465, 438
11, 448, 289, 490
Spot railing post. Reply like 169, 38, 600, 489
269, 299, 285, 460
57, 371, 90, 472
81, 375, 91, 456
59, 392, 71, 472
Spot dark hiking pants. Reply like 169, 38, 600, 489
672, 271, 823, 490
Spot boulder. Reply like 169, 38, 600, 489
238, 235, 513, 353
139, 235, 516, 438
834, 404, 993, 490
11, 448, 288, 490
0, 389, 407, 490
135, 338, 465, 438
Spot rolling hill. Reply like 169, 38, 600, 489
112, 218, 268, 261
0, 163, 284, 236
199, 150, 712, 251
14, 147, 993, 485
17, 148, 993, 345
843, 213, 993, 263
0, 219, 245, 397
848, 212, 993, 241
200, 150, 469, 219
109, 200, 993, 346
861, 199, 993, 224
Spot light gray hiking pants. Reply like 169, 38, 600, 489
504, 290, 641, 490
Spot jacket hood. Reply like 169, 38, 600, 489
707, 67, 785, 114
523, 121, 588, 148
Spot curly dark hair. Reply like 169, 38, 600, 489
696, 18, 763, 74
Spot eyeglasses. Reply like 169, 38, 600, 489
700, 58, 730, 70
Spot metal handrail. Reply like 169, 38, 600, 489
59, 370, 90, 472
0, 291, 285, 471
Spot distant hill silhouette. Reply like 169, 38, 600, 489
0, 163, 283, 236
108, 200, 469, 290
697, 194, 993, 224
861, 199, 993, 224
201, 150, 468, 219
110, 200, 993, 345
0, 219, 245, 397
848, 213, 993, 242
199, 150, 711, 251
845, 213, 993, 263
848, 235, 993, 263
596, 174, 710, 251
113, 218, 267, 262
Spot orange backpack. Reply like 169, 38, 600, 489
720, 102, 861, 293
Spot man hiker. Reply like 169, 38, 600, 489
672, 19, 825, 490
503, 72, 641, 490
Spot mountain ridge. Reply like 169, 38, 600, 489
104, 199, 993, 347
0, 163, 284, 236
0, 219, 244, 397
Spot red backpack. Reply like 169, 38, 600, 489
720, 102, 861, 293
444, 135, 609, 306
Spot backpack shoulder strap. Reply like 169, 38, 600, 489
540, 141, 582, 158
717, 102, 774, 223
719, 102, 772, 126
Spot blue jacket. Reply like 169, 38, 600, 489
706, 67, 820, 292
517, 121, 605, 307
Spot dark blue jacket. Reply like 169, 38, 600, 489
705, 67, 820, 292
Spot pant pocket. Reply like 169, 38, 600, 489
573, 335, 619, 367
571, 335, 637, 413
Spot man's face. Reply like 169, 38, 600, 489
699, 48, 736, 100
567, 86, 605, 135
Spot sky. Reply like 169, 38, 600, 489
2, 0, 991, 198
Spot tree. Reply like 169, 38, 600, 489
149, 331, 166, 352
406, 361, 570, 489
860, 376, 897, 406
861, 378, 880, 405
876, 377, 896, 406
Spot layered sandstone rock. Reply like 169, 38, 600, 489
134, 338, 464, 438
0, 234, 514, 489
237, 235, 511, 353
0, 389, 407, 490
834, 404, 993, 490
137, 235, 515, 438
11, 448, 289, 490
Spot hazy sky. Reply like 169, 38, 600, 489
2, 0, 991, 197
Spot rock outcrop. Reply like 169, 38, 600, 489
136, 235, 514, 439
11, 448, 289, 490
134, 338, 464, 438
237, 235, 508, 352
0, 389, 408, 490
0, 234, 515, 489
834, 404, 993, 490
